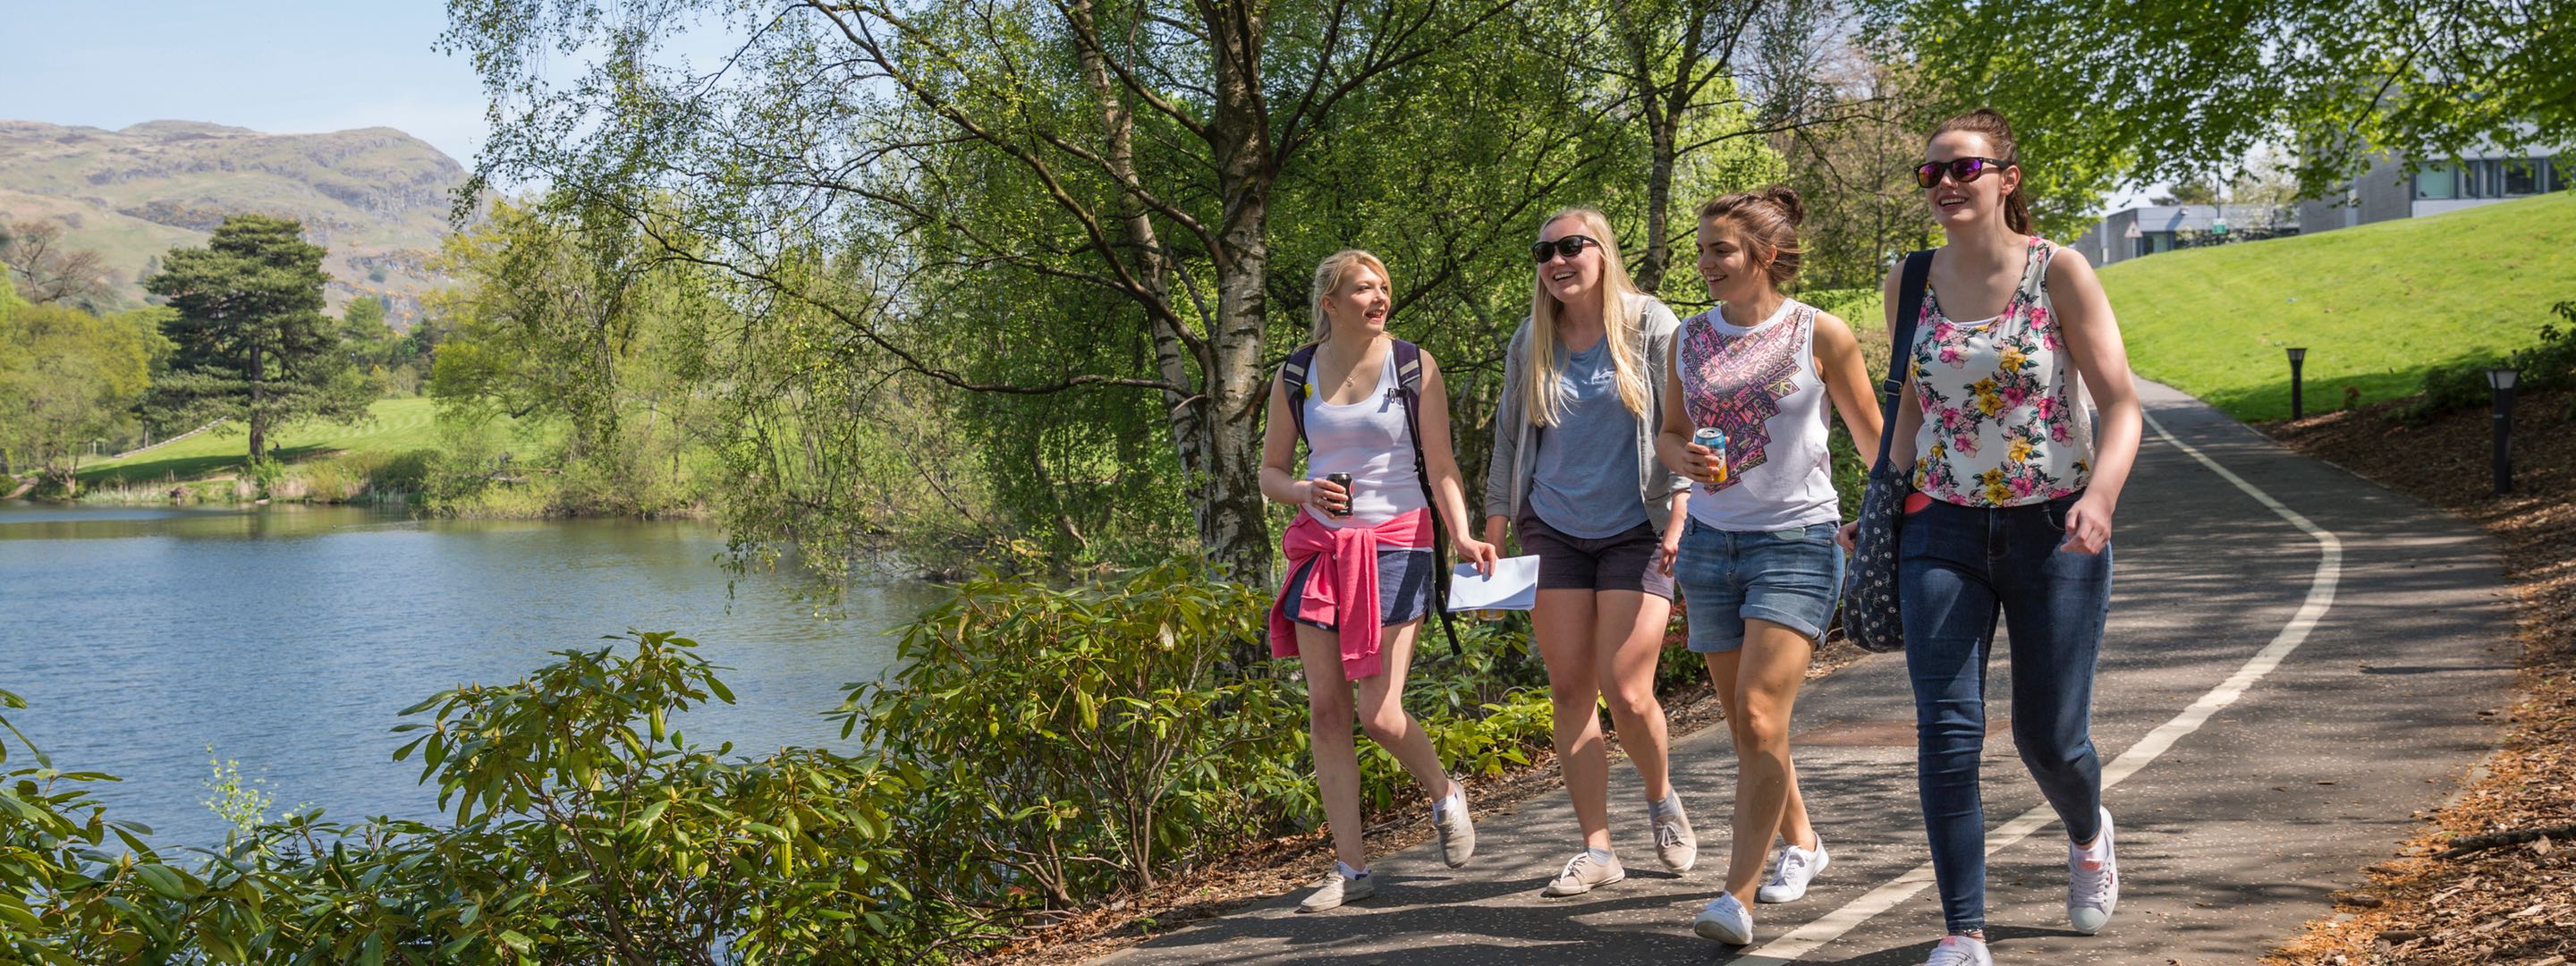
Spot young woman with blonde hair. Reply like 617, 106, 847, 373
1655, 185, 1882, 945
1261, 249, 1500, 912
1482, 208, 1699, 896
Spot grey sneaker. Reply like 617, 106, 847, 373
1691, 891, 1754, 945
1541, 849, 1625, 896
2068, 808, 2118, 934
1923, 935, 1993, 965
1648, 794, 1698, 872
1434, 783, 1476, 869
1756, 835, 1829, 903
1298, 867, 1375, 912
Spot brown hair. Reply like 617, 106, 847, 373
1929, 107, 2032, 234
1697, 185, 1807, 289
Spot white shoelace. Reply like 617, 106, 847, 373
1656, 818, 1685, 849
2071, 857, 2114, 908
1768, 848, 1809, 886
1924, 940, 1984, 966
1556, 852, 1602, 882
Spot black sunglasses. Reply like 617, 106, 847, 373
1530, 235, 1600, 263
1914, 157, 2009, 189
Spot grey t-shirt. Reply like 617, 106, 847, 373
1528, 338, 1649, 538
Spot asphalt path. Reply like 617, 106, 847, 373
1097, 380, 2515, 966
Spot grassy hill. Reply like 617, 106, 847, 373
76, 398, 446, 487
2099, 191, 2576, 421
0, 120, 466, 326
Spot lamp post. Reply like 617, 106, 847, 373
2286, 347, 2309, 419
2488, 366, 2520, 496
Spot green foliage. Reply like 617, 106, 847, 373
0, 301, 166, 491
145, 215, 373, 462
1862, 0, 2575, 214
2404, 301, 2576, 422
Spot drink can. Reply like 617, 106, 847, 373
1692, 427, 1729, 486
1325, 471, 1353, 517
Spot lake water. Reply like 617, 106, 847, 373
0, 500, 945, 846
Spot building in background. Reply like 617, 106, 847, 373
2070, 204, 2295, 267
2298, 148, 2565, 233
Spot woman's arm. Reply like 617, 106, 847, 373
1480, 327, 1526, 548
1258, 370, 1335, 513
2044, 246, 2142, 555
1419, 352, 1500, 574
1813, 309, 1885, 458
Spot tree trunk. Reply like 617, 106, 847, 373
248, 343, 267, 462
1203, 0, 1278, 594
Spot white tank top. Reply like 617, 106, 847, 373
1301, 348, 1428, 529
1674, 299, 1841, 530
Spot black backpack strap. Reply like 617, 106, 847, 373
1282, 343, 1320, 451
1389, 339, 1463, 657
1875, 251, 1935, 471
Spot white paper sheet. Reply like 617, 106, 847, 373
1445, 555, 1539, 612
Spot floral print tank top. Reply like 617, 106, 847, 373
1910, 238, 2093, 507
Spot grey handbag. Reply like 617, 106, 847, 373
1842, 250, 1934, 654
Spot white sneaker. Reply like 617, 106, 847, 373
1297, 864, 1375, 912
1756, 835, 1829, 903
1540, 848, 1625, 896
1648, 794, 1699, 872
1434, 783, 1476, 869
1922, 935, 1993, 965
1691, 891, 1753, 945
2068, 807, 2119, 935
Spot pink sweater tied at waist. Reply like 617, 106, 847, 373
1268, 506, 1435, 681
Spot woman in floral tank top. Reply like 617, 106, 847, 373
1877, 109, 2145, 966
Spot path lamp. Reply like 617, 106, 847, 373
2488, 366, 2520, 496
2286, 347, 2309, 419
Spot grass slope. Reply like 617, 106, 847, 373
79, 398, 445, 487
2100, 191, 2576, 421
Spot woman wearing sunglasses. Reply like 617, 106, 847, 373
1654, 186, 1882, 946
1868, 108, 2143, 966
1261, 250, 1500, 912
1482, 208, 1698, 897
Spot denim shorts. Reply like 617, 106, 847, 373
1674, 518, 1845, 653
1281, 548, 1435, 630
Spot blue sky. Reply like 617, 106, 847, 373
0, 2, 493, 165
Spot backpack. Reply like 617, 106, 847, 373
1281, 339, 1465, 657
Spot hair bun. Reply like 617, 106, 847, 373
1762, 186, 1806, 227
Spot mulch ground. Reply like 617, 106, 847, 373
2260, 387, 2576, 966
981, 638, 1881, 965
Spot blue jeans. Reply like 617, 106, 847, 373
1674, 519, 1844, 652
1899, 492, 2110, 936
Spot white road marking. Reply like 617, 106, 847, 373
1726, 409, 2345, 963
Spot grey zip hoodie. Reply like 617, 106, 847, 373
1482, 292, 1690, 526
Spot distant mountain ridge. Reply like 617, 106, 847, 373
0, 119, 470, 326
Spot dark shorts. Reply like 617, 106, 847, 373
1517, 513, 1674, 599
1282, 548, 1436, 630
1674, 518, 1844, 653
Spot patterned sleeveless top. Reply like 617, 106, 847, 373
1675, 299, 1839, 530
1909, 238, 2093, 507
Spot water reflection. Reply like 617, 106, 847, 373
0, 500, 944, 846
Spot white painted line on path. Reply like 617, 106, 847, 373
1726, 409, 2345, 964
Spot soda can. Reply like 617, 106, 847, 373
1691, 427, 1729, 487
1325, 471, 1353, 517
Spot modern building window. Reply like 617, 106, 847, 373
2414, 165, 2459, 199
2504, 158, 2541, 196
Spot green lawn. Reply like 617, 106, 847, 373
80, 397, 446, 486
2100, 191, 2576, 421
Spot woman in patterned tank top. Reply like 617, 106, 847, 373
1878, 109, 2145, 966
